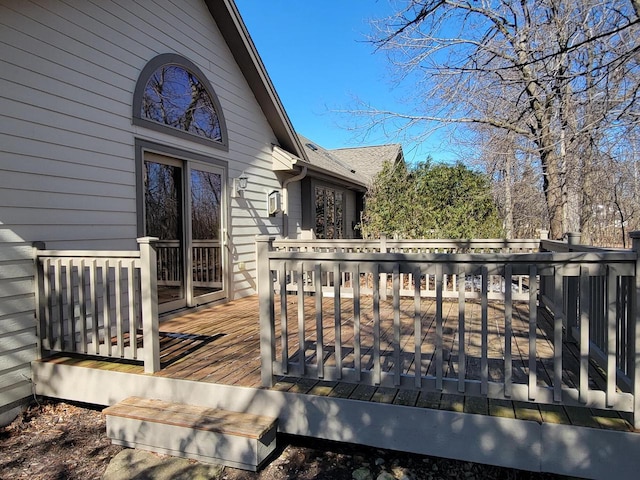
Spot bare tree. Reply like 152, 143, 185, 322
364, 0, 639, 239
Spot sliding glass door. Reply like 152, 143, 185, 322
143, 152, 226, 312
190, 167, 224, 303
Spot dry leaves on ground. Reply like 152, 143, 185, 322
1, 400, 571, 480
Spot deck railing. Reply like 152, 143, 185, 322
156, 239, 223, 289
272, 237, 541, 302
34, 237, 160, 373
257, 234, 640, 429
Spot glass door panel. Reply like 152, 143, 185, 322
144, 159, 186, 310
190, 168, 224, 302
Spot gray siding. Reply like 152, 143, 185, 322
287, 182, 303, 239
0, 239, 36, 412
344, 190, 357, 239
0, 0, 285, 299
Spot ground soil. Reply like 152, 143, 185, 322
0, 399, 573, 480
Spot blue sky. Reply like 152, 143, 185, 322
234, 1, 454, 164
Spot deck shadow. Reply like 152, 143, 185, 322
160, 332, 226, 368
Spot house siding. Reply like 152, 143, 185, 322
0, 0, 285, 301
287, 182, 303, 238
0, 239, 36, 413
344, 190, 358, 239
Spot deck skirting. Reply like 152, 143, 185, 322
33, 359, 640, 479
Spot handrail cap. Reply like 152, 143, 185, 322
137, 237, 160, 245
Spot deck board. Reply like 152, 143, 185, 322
42, 294, 634, 432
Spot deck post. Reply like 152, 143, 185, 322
138, 237, 160, 374
32, 241, 46, 359
629, 231, 640, 429
379, 235, 388, 301
538, 230, 550, 303
256, 236, 276, 387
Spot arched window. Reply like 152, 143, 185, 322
133, 54, 228, 149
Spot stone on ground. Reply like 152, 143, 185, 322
102, 449, 224, 480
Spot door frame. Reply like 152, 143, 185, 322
135, 139, 229, 313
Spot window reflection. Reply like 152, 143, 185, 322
315, 186, 345, 239
142, 65, 222, 142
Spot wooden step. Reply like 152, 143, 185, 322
103, 397, 278, 471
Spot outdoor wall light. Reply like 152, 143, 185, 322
234, 172, 249, 196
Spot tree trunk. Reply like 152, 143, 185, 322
540, 148, 565, 240
504, 151, 514, 239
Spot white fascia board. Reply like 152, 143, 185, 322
272, 145, 304, 172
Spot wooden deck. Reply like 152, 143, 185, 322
44, 294, 633, 432
32, 237, 640, 478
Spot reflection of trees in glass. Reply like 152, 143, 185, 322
326, 190, 335, 239
315, 186, 344, 239
315, 187, 325, 238
142, 65, 222, 141
144, 162, 182, 240
335, 192, 343, 238
191, 170, 221, 240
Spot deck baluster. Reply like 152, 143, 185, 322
78, 260, 88, 354
435, 264, 443, 390
103, 259, 112, 357
607, 266, 618, 407
553, 266, 563, 402
579, 266, 590, 403
65, 259, 75, 352
457, 267, 466, 393
315, 264, 324, 379
481, 265, 489, 396
128, 259, 138, 359
334, 263, 342, 379
55, 258, 64, 351
528, 265, 538, 401
373, 264, 381, 386
43, 258, 53, 351
353, 264, 362, 381
391, 264, 400, 386
279, 263, 288, 374
414, 266, 422, 388
504, 264, 513, 398
90, 259, 99, 356
296, 264, 306, 375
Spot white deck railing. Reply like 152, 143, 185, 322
257, 234, 640, 429
34, 237, 160, 373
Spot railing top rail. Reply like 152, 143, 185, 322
386, 238, 541, 246
36, 249, 141, 259
540, 239, 628, 253
155, 239, 221, 247
273, 239, 381, 246
266, 250, 637, 264
273, 238, 542, 249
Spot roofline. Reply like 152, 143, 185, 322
305, 163, 369, 190
331, 143, 404, 153
332, 143, 405, 166
204, 0, 307, 161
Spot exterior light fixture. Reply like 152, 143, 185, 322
234, 172, 249, 196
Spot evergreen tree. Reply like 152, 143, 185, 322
362, 160, 503, 239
